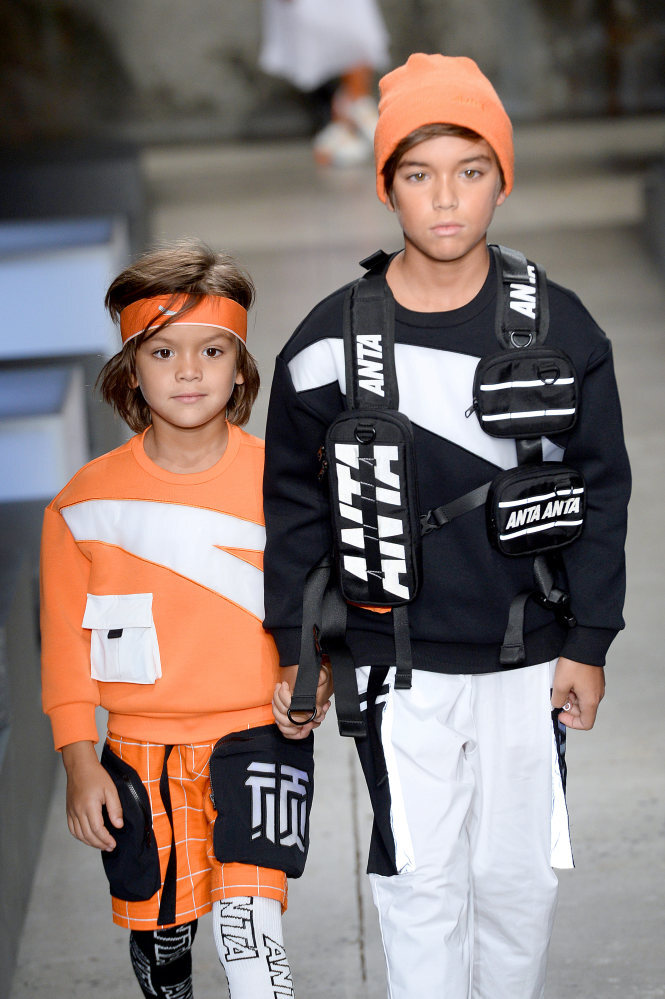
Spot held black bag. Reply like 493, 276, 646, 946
100, 742, 161, 902
209, 724, 314, 879
487, 463, 586, 557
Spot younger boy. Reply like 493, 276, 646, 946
40, 241, 314, 999
264, 55, 630, 998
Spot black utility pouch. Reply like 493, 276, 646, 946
99, 742, 160, 901
487, 463, 586, 557
472, 347, 578, 439
325, 408, 422, 607
209, 724, 314, 878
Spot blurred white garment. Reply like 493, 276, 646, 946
259, 0, 390, 92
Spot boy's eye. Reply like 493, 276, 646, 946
408, 171, 427, 182
203, 346, 223, 358
462, 168, 482, 179
153, 347, 174, 359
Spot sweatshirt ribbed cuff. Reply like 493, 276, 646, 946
267, 628, 302, 667
49, 704, 100, 751
560, 626, 618, 667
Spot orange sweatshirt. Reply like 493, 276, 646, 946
40, 424, 280, 750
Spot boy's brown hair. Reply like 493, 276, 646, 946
99, 240, 259, 432
381, 123, 506, 205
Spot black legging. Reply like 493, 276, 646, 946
129, 920, 198, 999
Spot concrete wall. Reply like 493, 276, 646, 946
0, 549, 57, 999
2, 0, 664, 146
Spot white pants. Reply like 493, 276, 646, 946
356, 662, 569, 999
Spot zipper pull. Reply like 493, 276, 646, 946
208, 761, 215, 809
465, 399, 478, 419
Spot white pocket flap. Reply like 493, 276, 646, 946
83, 593, 155, 630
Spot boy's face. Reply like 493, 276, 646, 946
131, 324, 243, 434
388, 133, 506, 265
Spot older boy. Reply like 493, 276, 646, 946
264, 55, 630, 998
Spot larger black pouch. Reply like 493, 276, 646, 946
325, 408, 422, 607
209, 724, 314, 878
100, 742, 161, 901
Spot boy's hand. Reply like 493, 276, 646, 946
272, 664, 332, 739
551, 657, 605, 730
61, 741, 123, 852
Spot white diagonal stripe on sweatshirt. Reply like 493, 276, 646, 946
288, 339, 564, 469
61, 499, 266, 619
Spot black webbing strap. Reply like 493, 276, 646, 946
157, 745, 176, 926
499, 591, 532, 666
393, 604, 412, 689
491, 244, 550, 350
516, 437, 543, 465
420, 481, 491, 535
288, 558, 332, 721
344, 253, 398, 410
320, 585, 367, 738
499, 555, 576, 665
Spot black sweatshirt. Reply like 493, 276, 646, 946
263, 251, 630, 674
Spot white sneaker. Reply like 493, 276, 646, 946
312, 120, 373, 167
341, 95, 379, 146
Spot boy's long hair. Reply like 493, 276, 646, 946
381, 124, 506, 204
99, 240, 259, 432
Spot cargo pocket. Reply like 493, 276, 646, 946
82, 593, 162, 684
100, 742, 161, 901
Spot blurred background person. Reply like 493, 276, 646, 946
259, 0, 390, 166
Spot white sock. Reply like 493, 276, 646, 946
213, 896, 294, 998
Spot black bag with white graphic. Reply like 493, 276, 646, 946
487, 463, 586, 557
209, 724, 314, 878
325, 407, 422, 607
472, 346, 578, 439
100, 742, 161, 902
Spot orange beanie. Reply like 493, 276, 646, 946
374, 54, 514, 203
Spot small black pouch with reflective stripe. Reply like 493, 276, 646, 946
472, 346, 578, 439
486, 463, 586, 557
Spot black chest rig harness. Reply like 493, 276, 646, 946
289, 246, 585, 737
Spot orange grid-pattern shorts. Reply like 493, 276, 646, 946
106, 732, 288, 930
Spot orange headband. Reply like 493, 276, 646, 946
119, 295, 248, 345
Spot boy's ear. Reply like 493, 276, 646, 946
234, 370, 245, 386
129, 369, 139, 389
495, 187, 507, 207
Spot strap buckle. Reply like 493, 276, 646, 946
534, 587, 577, 628
420, 508, 448, 535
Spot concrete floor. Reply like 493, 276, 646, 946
9, 116, 665, 998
